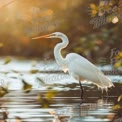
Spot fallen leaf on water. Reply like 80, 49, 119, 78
45, 90, 57, 101
11, 70, 20, 73
29, 69, 39, 74
2, 71, 9, 74
0, 87, 8, 97
37, 94, 49, 108
37, 90, 57, 108
36, 77, 45, 86
4, 57, 11, 65
22, 80, 32, 93
118, 94, 122, 102
112, 104, 121, 110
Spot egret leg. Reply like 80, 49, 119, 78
79, 81, 84, 104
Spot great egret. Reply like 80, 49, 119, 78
32, 32, 114, 103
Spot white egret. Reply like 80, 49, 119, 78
32, 32, 114, 103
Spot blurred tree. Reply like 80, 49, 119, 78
0, 0, 121, 63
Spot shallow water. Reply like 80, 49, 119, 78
0, 58, 121, 122
0, 85, 122, 122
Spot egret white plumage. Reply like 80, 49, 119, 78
32, 32, 114, 103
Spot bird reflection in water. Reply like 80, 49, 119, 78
49, 99, 115, 122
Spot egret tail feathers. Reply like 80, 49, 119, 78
96, 71, 114, 90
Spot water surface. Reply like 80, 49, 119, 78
0, 58, 121, 122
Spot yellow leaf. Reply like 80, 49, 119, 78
115, 52, 122, 59
91, 10, 98, 17
4, 57, 11, 65
115, 60, 122, 67
30, 69, 39, 74
42, 104, 49, 108
45, 90, 57, 100
90, 4, 97, 9
22, 80, 32, 93
118, 52, 122, 57
112, 104, 121, 110
89, 3, 98, 17
41, 98, 49, 108
118, 95, 122, 102
0, 87, 8, 97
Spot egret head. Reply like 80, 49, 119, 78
32, 32, 66, 39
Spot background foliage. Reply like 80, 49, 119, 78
0, 0, 121, 64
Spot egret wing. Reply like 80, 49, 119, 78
66, 53, 113, 88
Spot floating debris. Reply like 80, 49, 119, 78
22, 79, 32, 93
29, 69, 39, 74
3, 57, 11, 65
0, 87, 8, 97
118, 94, 122, 102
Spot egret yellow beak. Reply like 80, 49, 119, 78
32, 34, 51, 39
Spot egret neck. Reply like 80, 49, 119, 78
54, 35, 69, 72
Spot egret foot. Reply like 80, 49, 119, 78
80, 98, 84, 105
79, 81, 84, 104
